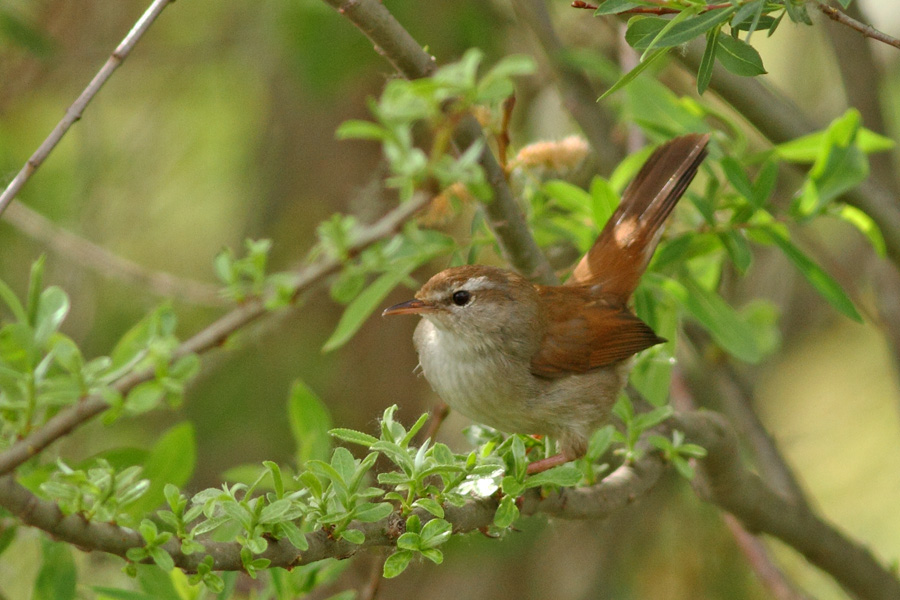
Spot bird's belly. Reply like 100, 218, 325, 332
412, 321, 624, 438
414, 322, 539, 433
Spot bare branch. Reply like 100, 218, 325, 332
4, 202, 225, 306
512, 0, 622, 172
722, 514, 815, 600
815, 1, 900, 50
0, 0, 175, 217
678, 412, 900, 600
0, 194, 433, 476
320, 0, 556, 284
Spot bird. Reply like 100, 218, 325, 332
383, 133, 710, 473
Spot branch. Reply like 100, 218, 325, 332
2, 409, 896, 600
0, 0, 174, 217
815, 1, 900, 50
677, 412, 900, 600
721, 514, 815, 600
320, 0, 556, 284
512, 0, 622, 172
0, 444, 667, 572
0, 194, 433, 476
3, 202, 225, 306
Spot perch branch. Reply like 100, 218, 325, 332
0, 0, 175, 217
0, 194, 433, 476
1, 409, 897, 600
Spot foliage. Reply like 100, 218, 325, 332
0, 1, 895, 598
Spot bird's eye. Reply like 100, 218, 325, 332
451, 290, 471, 306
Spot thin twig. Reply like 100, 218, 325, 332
671, 368, 814, 597
514, 0, 621, 172
722, 514, 815, 600
0, 0, 174, 217
4, 202, 225, 306
322, 0, 556, 285
420, 401, 450, 444
571, 1, 733, 15
497, 95, 516, 172
815, 2, 900, 50
0, 194, 433, 476
359, 553, 385, 600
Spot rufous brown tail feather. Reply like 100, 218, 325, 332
568, 133, 710, 298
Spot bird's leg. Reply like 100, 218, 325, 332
525, 453, 571, 474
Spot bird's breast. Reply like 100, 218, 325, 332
413, 320, 541, 433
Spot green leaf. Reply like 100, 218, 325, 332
697, 28, 718, 94
258, 499, 293, 524
323, 269, 411, 352
0, 276, 27, 323
353, 502, 394, 523
719, 230, 753, 273
589, 177, 618, 228
33, 287, 70, 346
599, 48, 668, 100
89, 588, 157, 600
288, 379, 333, 465
720, 156, 755, 203
419, 548, 444, 565
412, 497, 444, 518
593, 0, 640, 16
127, 423, 196, 518
715, 33, 766, 76
329, 428, 379, 447
331, 447, 358, 484
524, 465, 582, 488
543, 180, 594, 219
280, 521, 310, 551
633, 405, 674, 431
26, 255, 46, 326
124, 381, 165, 415
477, 54, 536, 102
775, 127, 894, 163
836, 204, 886, 257
418, 518, 452, 548
383, 550, 414, 578
794, 110, 868, 216
0, 525, 17, 558
585, 426, 615, 462
339, 528, 365, 545
149, 546, 175, 572
625, 9, 735, 51
34, 539, 76, 600
335, 119, 387, 141
754, 227, 862, 322
493, 495, 519, 528
662, 277, 764, 363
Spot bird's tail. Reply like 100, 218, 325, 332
568, 133, 710, 298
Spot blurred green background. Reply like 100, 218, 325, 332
1, 0, 899, 598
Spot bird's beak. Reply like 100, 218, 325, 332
382, 298, 433, 316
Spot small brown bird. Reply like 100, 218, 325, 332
384, 134, 709, 472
